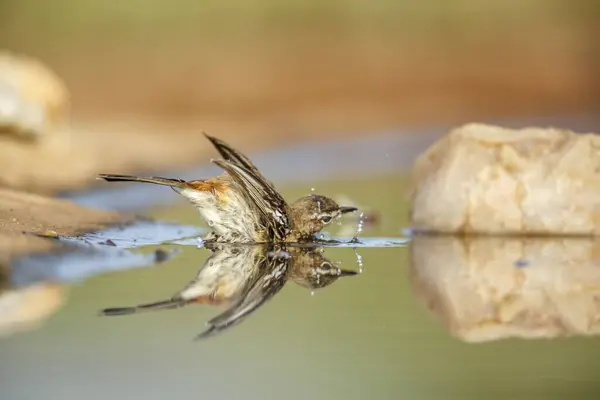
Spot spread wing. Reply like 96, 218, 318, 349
212, 159, 291, 240
204, 134, 292, 240
204, 133, 266, 180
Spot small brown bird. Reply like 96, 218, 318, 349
98, 134, 357, 243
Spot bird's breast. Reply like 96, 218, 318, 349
176, 184, 263, 242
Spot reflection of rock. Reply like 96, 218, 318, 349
0, 51, 69, 139
1, 254, 66, 338
0, 282, 65, 338
410, 123, 600, 235
409, 235, 600, 342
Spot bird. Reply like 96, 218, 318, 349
97, 134, 358, 243
99, 243, 358, 340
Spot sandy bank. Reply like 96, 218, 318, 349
0, 187, 130, 265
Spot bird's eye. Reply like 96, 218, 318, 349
320, 216, 332, 223
320, 262, 332, 271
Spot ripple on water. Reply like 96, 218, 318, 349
5, 217, 408, 341
12, 217, 409, 289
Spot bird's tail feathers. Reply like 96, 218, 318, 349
97, 174, 185, 187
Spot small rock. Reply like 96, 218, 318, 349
0, 52, 91, 193
410, 123, 600, 235
36, 230, 59, 238
0, 51, 69, 140
154, 249, 170, 263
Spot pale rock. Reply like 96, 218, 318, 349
0, 52, 95, 193
409, 235, 600, 342
0, 51, 69, 139
410, 123, 600, 235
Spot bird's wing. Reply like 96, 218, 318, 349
203, 133, 266, 180
194, 249, 292, 340
212, 159, 292, 240
204, 133, 292, 239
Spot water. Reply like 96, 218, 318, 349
4, 124, 600, 398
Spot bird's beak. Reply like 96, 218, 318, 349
338, 269, 359, 277
339, 206, 358, 214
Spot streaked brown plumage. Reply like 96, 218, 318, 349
98, 134, 357, 243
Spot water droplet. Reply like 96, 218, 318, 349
310, 187, 315, 192
310, 290, 315, 297
351, 212, 365, 242
354, 248, 364, 273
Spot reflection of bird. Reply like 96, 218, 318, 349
198, 246, 358, 339
197, 247, 292, 339
100, 244, 273, 316
98, 134, 357, 243
288, 247, 358, 290
100, 244, 358, 339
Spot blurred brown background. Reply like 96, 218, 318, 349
2, 0, 598, 127
0, 0, 599, 193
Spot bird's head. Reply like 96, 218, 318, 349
289, 194, 357, 240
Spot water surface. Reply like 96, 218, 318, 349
3, 136, 600, 399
